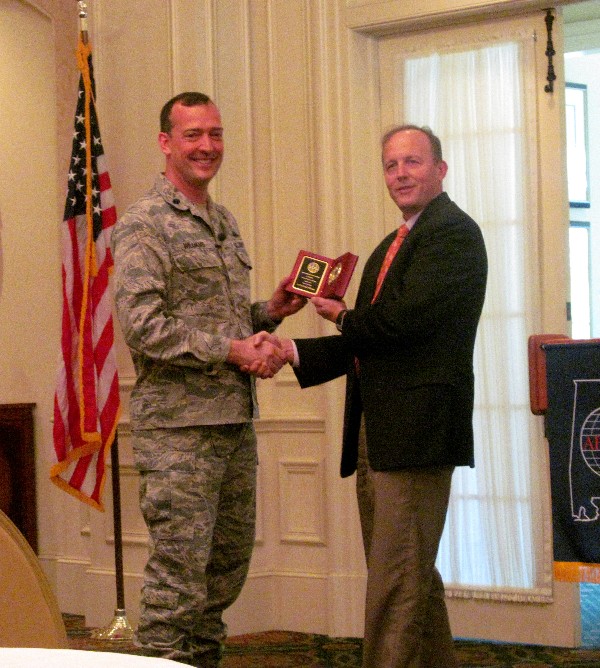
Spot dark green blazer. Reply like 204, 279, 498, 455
294, 192, 488, 476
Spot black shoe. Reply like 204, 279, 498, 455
192, 646, 222, 668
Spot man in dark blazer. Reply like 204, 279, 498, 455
282, 125, 488, 667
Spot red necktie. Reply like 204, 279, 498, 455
371, 223, 409, 303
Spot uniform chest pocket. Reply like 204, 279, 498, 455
232, 240, 252, 270
169, 243, 225, 306
172, 243, 221, 272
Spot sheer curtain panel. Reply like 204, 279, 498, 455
401, 38, 553, 602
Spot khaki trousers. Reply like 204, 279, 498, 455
357, 428, 457, 668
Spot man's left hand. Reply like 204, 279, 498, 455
311, 296, 347, 323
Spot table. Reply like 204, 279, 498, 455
0, 648, 183, 667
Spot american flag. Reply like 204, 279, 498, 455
51, 38, 120, 511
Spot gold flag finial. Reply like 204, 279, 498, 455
78, 1, 89, 42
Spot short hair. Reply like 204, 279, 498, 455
160, 92, 213, 133
381, 124, 443, 163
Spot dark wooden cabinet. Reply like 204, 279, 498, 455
0, 403, 37, 553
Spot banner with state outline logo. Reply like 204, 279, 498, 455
544, 341, 600, 583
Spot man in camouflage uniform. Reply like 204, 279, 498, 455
111, 92, 305, 667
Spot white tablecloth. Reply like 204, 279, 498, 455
0, 648, 183, 667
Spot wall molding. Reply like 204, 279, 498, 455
345, 0, 581, 36
278, 458, 326, 545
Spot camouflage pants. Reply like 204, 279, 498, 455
132, 423, 257, 667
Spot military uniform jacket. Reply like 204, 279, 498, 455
293, 192, 488, 476
111, 174, 278, 429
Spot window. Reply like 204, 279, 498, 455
379, 26, 552, 602
569, 222, 592, 338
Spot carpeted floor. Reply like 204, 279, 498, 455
65, 614, 600, 666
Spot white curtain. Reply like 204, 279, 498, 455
403, 40, 553, 601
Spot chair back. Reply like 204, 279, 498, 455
0, 509, 68, 648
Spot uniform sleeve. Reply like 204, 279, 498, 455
111, 212, 231, 369
250, 301, 280, 334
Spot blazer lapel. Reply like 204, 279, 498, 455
361, 193, 451, 304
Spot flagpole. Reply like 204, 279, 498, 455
91, 432, 134, 640
75, 0, 133, 641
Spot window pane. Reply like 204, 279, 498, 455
569, 223, 591, 339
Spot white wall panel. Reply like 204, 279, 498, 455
278, 459, 326, 545
268, 0, 315, 282
0, 0, 62, 562
170, 0, 215, 94
91, 0, 173, 214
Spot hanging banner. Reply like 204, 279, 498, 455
544, 341, 600, 582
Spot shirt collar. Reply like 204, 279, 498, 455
403, 211, 421, 231
155, 173, 214, 217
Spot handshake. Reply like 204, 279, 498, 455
224, 289, 348, 379
227, 332, 294, 379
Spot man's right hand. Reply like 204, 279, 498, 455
240, 337, 296, 376
227, 332, 287, 379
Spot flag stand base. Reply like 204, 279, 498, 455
90, 608, 135, 641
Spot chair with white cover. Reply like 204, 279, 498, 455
0, 509, 68, 648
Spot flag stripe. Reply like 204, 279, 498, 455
51, 38, 121, 511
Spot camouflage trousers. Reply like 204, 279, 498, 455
132, 423, 257, 667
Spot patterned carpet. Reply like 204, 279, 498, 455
65, 615, 600, 666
